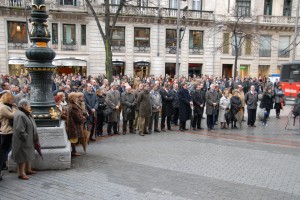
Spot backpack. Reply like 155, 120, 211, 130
292, 103, 300, 117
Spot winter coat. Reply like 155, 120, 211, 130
171, 89, 179, 108
84, 91, 98, 122
205, 90, 220, 115
219, 96, 230, 123
137, 90, 152, 118
134, 89, 143, 111
150, 90, 162, 112
106, 89, 121, 122
260, 92, 274, 110
66, 102, 85, 139
178, 88, 191, 121
230, 96, 242, 120
160, 89, 174, 116
96, 95, 106, 116
11, 109, 38, 163
191, 90, 205, 115
245, 91, 258, 109
237, 91, 245, 107
121, 92, 136, 121
0, 103, 16, 134
274, 88, 284, 103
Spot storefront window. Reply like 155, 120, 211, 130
134, 28, 150, 47
7, 21, 27, 43
63, 24, 76, 45
112, 26, 125, 46
134, 62, 150, 77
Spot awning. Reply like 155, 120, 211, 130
8, 57, 29, 65
134, 61, 150, 67
53, 58, 87, 66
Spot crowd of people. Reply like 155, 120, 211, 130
0, 72, 297, 181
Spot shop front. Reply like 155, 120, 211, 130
239, 65, 250, 78
258, 65, 270, 78
222, 64, 233, 78
165, 63, 176, 78
188, 63, 202, 76
112, 61, 125, 76
52, 58, 87, 75
134, 61, 150, 77
8, 58, 29, 76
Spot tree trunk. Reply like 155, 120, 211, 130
105, 38, 113, 83
234, 47, 238, 79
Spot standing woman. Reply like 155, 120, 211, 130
96, 89, 106, 137
260, 88, 274, 126
230, 90, 242, 129
219, 90, 231, 129
0, 93, 16, 180
66, 92, 85, 156
274, 84, 284, 119
11, 99, 38, 180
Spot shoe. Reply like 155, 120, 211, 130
71, 152, 81, 156
265, 123, 268, 127
179, 128, 185, 132
252, 125, 256, 127
161, 129, 166, 132
26, 170, 37, 175
89, 138, 96, 142
208, 128, 211, 131
97, 133, 103, 137
108, 133, 113, 136
154, 129, 160, 132
144, 130, 150, 134
114, 132, 120, 135
168, 128, 172, 131
197, 127, 203, 130
139, 133, 145, 136
148, 130, 152, 134
18, 175, 29, 180
248, 125, 251, 127
193, 128, 197, 131
122, 131, 127, 135
129, 130, 135, 134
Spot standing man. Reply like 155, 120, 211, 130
106, 82, 121, 135
133, 83, 144, 132
121, 86, 136, 134
149, 84, 161, 133
171, 83, 179, 126
14, 85, 29, 105
191, 84, 205, 130
178, 83, 192, 131
245, 85, 258, 127
84, 83, 99, 141
137, 84, 152, 136
205, 84, 220, 131
160, 83, 174, 131
237, 85, 246, 121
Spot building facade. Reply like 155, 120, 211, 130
0, 0, 299, 78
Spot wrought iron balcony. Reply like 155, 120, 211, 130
166, 46, 178, 54
112, 45, 126, 53
61, 41, 78, 51
257, 15, 296, 25
1, 0, 31, 7
49, 0, 87, 12
134, 46, 150, 53
189, 47, 204, 55
106, 4, 158, 17
161, 8, 214, 20
8, 42, 28, 49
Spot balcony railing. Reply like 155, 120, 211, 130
134, 46, 150, 53
112, 45, 126, 53
61, 41, 78, 51
8, 42, 28, 49
1, 0, 31, 7
161, 8, 214, 20
49, 0, 87, 11
189, 47, 204, 55
106, 4, 158, 17
257, 15, 296, 25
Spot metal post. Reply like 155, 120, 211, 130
292, 0, 300, 61
175, 0, 181, 78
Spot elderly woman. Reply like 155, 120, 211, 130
230, 90, 242, 129
96, 89, 106, 137
54, 95, 67, 120
11, 99, 38, 180
0, 93, 16, 180
219, 90, 231, 129
66, 92, 85, 156
57, 92, 67, 108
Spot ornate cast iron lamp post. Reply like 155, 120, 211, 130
25, 0, 59, 127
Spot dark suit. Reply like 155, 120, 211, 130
84, 91, 98, 138
191, 90, 205, 129
160, 89, 174, 130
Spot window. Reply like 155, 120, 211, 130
236, 0, 251, 17
169, 0, 178, 8
264, 0, 272, 15
60, 0, 77, 6
111, 0, 120, 4
278, 36, 290, 57
138, 0, 148, 7
232, 34, 242, 56
283, 0, 292, 16
81, 25, 86, 46
166, 29, 177, 47
7, 21, 27, 43
245, 35, 252, 55
112, 26, 125, 46
189, 30, 203, 49
52, 23, 58, 44
223, 33, 230, 54
134, 28, 150, 47
63, 24, 76, 45
259, 35, 272, 57
192, 0, 202, 10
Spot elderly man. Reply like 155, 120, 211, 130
178, 83, 192, 131
133, 83, 144, 132
106, 82, 121, 135
121, 86, 136, 134
237, 84, 246, 121
14, 85, 29, 105
171, 83, 179, 126
84, 83, 98, 141
149, 84, 162, 133
205, 84, 220, 131
137, 84, 152, 136
160, 83, 174, 131
245, 85, 258, 127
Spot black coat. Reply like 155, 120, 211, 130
178, 88, 191, 121
121, 92, 136, 121
160, 89, 174, 116
260, 93, 274, 109
96, 95, 106, 115
172, 89, 179, 108
230, 96, 242, 116
191, 90, 205, 115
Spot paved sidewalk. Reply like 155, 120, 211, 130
0, 107, 299, 200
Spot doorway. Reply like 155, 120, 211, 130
134, 62, 150, 78
222, 64, 233, 78
112, 61, 125, 76
258, 65, 270, 78
188, 63, 202, 76
239, 65, 250, 78
165, 63, 176, 78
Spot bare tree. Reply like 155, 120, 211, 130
210, 9, 259, 78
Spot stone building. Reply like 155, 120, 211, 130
0, 0, 299, 78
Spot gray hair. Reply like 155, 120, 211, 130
18, 99, 30, 107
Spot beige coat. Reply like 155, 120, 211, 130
238, 91, 245, 107
106, 89, 120, 122
0, 103, 16, 134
